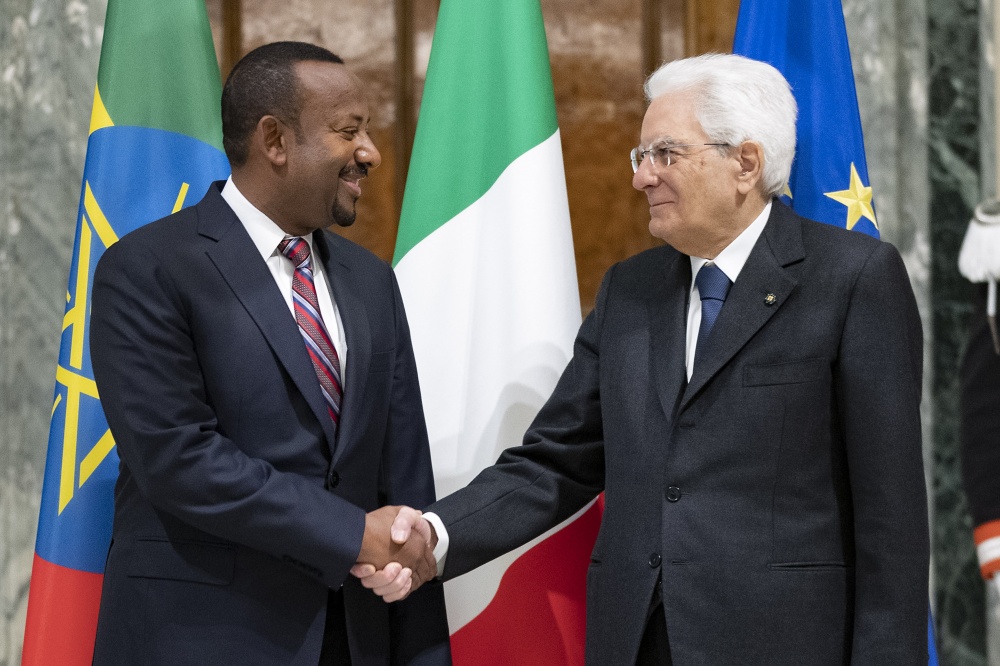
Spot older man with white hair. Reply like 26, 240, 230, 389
359, 53, 930, 665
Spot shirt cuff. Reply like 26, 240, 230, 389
422, 511, 449, 578
974, 519, 1000, 579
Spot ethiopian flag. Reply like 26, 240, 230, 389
393, 1, 600, 663
22, 2, 229, 663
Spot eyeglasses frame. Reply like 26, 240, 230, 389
630, 142, 730, 173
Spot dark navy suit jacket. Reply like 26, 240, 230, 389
431, 200, 929, 665
90, 182, 450, 665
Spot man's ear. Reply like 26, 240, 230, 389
256, 115, 288, 167
735, 141, 764, 195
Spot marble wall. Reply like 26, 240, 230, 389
843, 0, 933, 485
0, 0, 991, 663
928, 0, 989, 663
0, 1, 105, 663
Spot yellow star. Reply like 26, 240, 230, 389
781, 183, 793, 199
824, 163, 877, 231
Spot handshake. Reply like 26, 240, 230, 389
351, 505, 436, 602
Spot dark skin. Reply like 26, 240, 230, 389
232, 60, 380, 236
229, 60, 436, 588
359, 506, 438, 595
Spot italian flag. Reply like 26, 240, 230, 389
392, 1, 601, 663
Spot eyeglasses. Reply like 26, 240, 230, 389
629, 142, 729, 173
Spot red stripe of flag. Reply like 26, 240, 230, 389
450, 499, 603, 665
22, 553, 104, 666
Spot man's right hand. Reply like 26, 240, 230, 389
352, 506, 436, 602
356, 505, 436, 590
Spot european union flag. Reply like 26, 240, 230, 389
22, 2, 229, 664
734, 0, 878, 238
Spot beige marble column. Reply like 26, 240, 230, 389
842, 0, 938, 631
0, 1, 106, 663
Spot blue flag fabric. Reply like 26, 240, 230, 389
734, 1, 938, 662
928, 610, 940, 666
34, 128, 228, 574
733, 0, 878, 238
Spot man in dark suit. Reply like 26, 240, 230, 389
89, 42, 449, 665
361, 53, 929, 664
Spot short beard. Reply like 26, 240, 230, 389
332, 199, 356, 227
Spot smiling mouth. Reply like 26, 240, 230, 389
341, 177, 362, 197
340, 164, 368, 197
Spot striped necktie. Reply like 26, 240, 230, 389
279, 236, 343, 429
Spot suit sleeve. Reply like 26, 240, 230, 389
959, 289, 1000, 579
834, 241, 930, 662
428, 268, 611, 580
90, 238, 366, 589
379, 273, 452, 665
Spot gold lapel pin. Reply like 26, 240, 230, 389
764, 293, 777, 306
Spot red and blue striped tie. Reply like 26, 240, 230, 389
279, 237, 343, 429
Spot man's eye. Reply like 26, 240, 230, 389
651, 146, 672, 161
338, 128, 359, 138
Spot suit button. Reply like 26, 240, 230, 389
648, 553, 661, 568
666, 486, 681, 502
328, 471, 340, 488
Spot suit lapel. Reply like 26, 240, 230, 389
314, 231, 371, 467
680, 201, 804, 411
650, 248, 692, 421
197, 185, 339, 453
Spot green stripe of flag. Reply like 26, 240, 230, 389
97, 0, 223, 150
393, 0, 559, 265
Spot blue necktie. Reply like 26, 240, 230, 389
694, 263, 732, 366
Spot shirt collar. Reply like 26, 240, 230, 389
689, 199, 772, 285
220, 176, 313, 260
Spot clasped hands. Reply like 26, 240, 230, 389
351, 505, 435, 602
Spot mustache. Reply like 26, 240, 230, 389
341, 164, 369, 179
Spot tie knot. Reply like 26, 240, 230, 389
279, 236, 311, 269
695, 263, 731, 302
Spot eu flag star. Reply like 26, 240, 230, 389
824, 163, 878, 231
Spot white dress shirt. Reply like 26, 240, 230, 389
685, 201, 771, 380
220, 176, 348, 377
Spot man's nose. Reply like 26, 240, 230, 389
632, 156, 658, 191
356, 133, 382, 170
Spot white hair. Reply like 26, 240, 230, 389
643, 53, 797, 197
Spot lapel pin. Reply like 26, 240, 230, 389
764, 293, 777, 306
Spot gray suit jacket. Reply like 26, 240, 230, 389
430, 200, 928, 665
